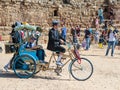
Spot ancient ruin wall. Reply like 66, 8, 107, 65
0, 0, 106, 28
1, 0, 119, 41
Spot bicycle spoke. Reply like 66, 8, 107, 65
72, 64, 83, 70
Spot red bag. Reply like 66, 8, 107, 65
74, 49, 81, 64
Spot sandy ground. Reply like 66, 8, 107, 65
0, 44, 120, 90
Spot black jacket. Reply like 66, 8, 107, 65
47, 28, 65, 51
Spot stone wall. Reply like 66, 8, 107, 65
0, 0, 105, 28
0, 0, 120, 37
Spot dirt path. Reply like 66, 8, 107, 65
0, 45, 120, 90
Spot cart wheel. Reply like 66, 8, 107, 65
13, 55, 36, 78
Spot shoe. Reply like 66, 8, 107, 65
56, 61, 63, 66
105, 53, 108, 56
4, 66, 8, 72
84, 49, 88, 51
111, 55, 113, 57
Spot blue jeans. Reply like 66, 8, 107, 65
105, 41, 115, 56
94, 36, 99, 43
99, 15, 104, 24
73, 36, 78, 43
85, 38, 90, 50
62, 35, 66, 42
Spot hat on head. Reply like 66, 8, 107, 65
52, 20, 59, 26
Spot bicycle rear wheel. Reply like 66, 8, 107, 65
13, 55, 36, 78
69, 58, 93, 81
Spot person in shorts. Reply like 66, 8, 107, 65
47, 20, 66, 66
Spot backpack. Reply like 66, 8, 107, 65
12, 31, 21, 43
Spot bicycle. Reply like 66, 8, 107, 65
9, 25, 93, 81
11, 40, 93, 81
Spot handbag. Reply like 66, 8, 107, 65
82, 39, 86, 48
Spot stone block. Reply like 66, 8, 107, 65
1, 35, 11, 41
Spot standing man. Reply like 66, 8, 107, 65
71, 25, 78, 43
47, 20, 66, 66
61, 24, 67, 41
88, 25, 93, 47
84, 26, 91, 50
98, 8, 104, 24
94, 29, 100, 44
105, 29, 116, 56
76, 25, 81, 37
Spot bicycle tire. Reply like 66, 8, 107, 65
69, 58, 93, 81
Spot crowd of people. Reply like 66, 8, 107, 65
70, 7, 120, 57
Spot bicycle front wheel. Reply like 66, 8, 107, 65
69, 58, 93, 81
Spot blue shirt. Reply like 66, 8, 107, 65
98, 9, 103, 16
89, 28, 93, 34
61, 27, 67, 36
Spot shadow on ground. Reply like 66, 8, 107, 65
0, 70, 74, 81
0, 71, 18, 78
33, 75, 74, 81
81, 54, 103, 57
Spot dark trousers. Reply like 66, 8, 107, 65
54, 46, 66, 53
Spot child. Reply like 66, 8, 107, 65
95, 17, 99, 29
98, 34, 104, 48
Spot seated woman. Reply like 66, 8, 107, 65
25, 37, 47, 64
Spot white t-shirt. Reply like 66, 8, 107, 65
95, 31, 100, 38
109, 32, 116, 41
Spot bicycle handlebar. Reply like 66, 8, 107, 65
64, 42, 78, 51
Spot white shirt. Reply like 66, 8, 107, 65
95, 31, 100, 38
109, 32, 116, 41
